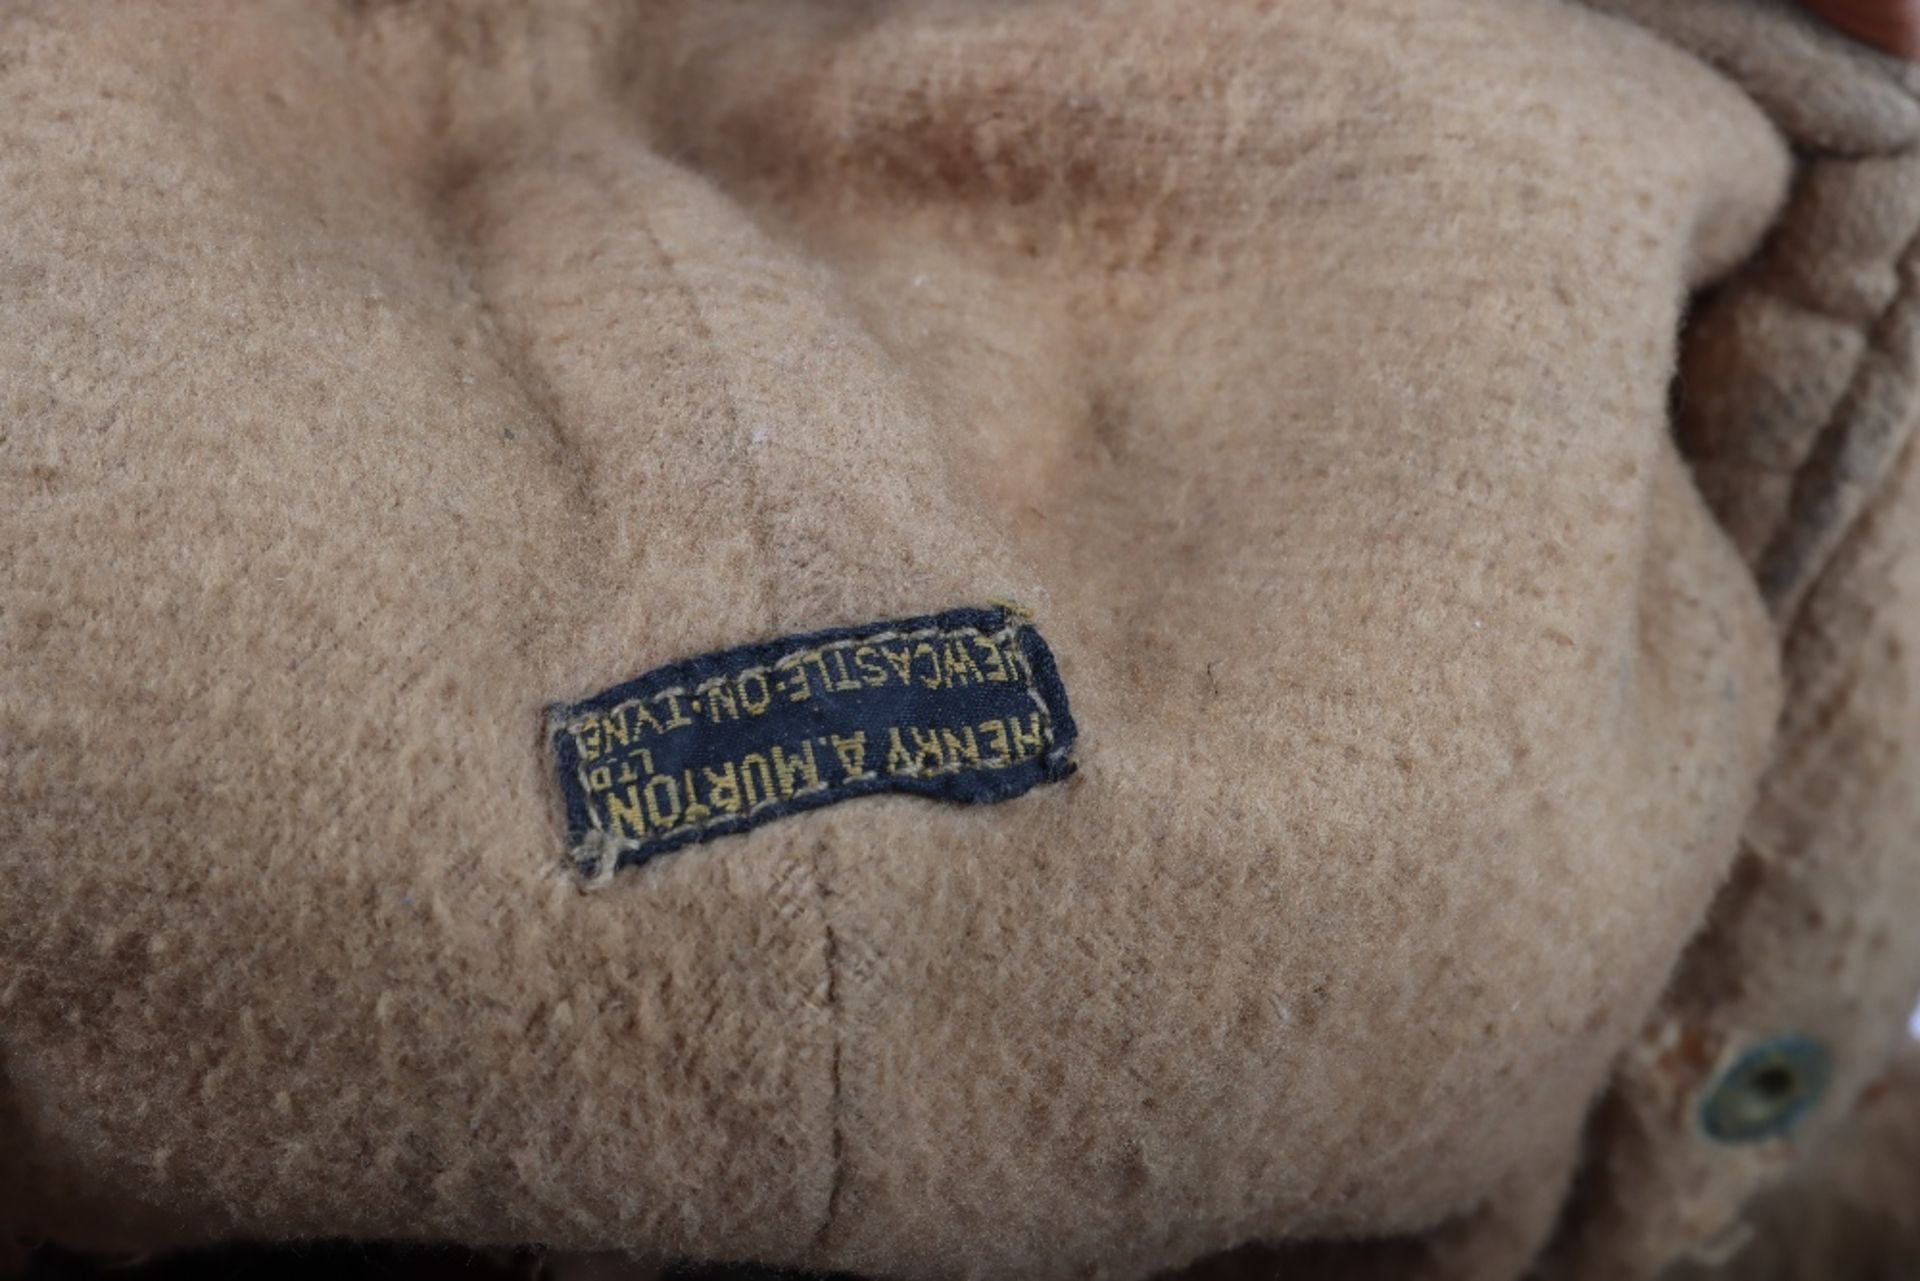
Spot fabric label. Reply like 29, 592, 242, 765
548, 604, 1077, 878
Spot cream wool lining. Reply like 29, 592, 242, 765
4, 3, 1919, 1280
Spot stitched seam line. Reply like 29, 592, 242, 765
814, 854, 845, 1249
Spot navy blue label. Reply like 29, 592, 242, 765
548, 604, 1077, 878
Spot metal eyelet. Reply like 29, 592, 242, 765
1698, 1035, 1832, 1144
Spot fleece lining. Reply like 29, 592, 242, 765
3, 3, 1917, 1279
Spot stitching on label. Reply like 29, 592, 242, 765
546, 604, 1078, 881
567, 633, 1059, 847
